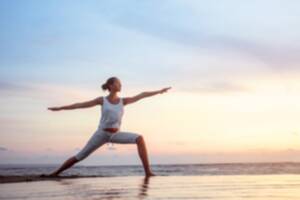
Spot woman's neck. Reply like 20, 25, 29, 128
108, 92, 118, 99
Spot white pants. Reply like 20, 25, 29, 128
74, 128, 141, 161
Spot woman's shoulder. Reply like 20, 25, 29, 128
96, 96, 105, 106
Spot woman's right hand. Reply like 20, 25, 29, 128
48, 107, 62, 111
159, 87, 172, 94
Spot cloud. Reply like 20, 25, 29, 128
0, 146, 8, 151
95, 1, 300, 72
178, 80, 252, 94
120, 22, 300, 70
0, 80, 99, 102
210, 36, 300, 70
0, 81, 35, 92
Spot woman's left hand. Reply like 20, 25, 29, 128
48, 107, 62, 111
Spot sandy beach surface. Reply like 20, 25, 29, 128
1, 175, 300, 200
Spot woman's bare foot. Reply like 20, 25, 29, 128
145, 172, 156, 177
39, 173, 59, 178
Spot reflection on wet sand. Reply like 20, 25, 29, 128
53, 176, 152, 199
2, 175, 300, 200
138, 176, 150, 199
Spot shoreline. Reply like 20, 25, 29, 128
2, 173, 300, 184
0, 175, 103, 184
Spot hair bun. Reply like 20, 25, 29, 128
101, 77, 117, 92
101, 83, 107, 91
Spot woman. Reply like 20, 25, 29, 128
41, 77, 171, 177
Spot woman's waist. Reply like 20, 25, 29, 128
98, 125, 120, 133
103, 127, 119, 133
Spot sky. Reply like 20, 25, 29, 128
1, 0, 300, 165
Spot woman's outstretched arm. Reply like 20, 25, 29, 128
48, 96, 103, 111
123, 87, 171, 106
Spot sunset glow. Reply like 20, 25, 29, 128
1, 0, 300, 165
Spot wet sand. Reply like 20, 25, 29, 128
1, 175, 300, 200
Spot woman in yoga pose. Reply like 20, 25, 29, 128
41, 76, 171, 177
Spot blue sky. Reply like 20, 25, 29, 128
1, 0, 300, 165
1, 0, 299, 87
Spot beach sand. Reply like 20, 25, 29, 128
1, 175, 300, 199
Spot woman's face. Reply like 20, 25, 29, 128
110, 78, 122, 92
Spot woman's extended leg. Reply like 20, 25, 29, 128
48, 156, 79, 176
42, 130, 108, 177
136, 136, 155, 177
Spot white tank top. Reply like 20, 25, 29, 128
98, 96, 124, 130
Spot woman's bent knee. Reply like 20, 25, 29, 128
73, 156, 80, 162
74, 154, 85, 162
136, 135, 144, 144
